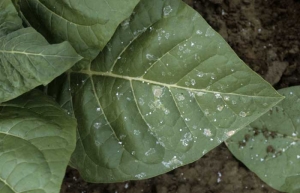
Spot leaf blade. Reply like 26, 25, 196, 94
0, 26, 82, 102
0, 90, 77, 193
227, 86, 300, 193
56, 0, 284, 182
0, 0, 22, 37
18, 0, 140, 59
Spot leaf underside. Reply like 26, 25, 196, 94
51, 0, 283, 182
0, 0, 82, 103
227, 86, 300, 193
18, 0, 140, 59
0, 90, 77, 193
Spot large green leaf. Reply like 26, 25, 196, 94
0, 90, 77, 193
54, 0, 283, 182
0, 0, 82, 103
227, 86, 300, 193
17, 0, 140, 59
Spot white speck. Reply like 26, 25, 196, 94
163, 5, 173, 16
184, 118, 190, 121
121, 18, 130, 29
204, 109, 209, 115
180, 133, 193, 146
190, 79, 196, 86
297, 155, 300, 159
292, 132, 297, 136
226, 130, 236, 137
196, 91, 205, 96
152, 86, 164, 98
197, 72, 204, 77
258, 28, 261, 33
260, 158, 264, 161
93, 122, 101, 129
217, 105, 224, 111
224, 96, 230, 101
135, 173, 146, 179
96, 107, 101, 111
134, 130, 141, 135
162, 156, 183, 169
118, 141, 122, 145
139, 98, 145, 105
222, 9, 226, 15
146, 54, 156, 61
164, 109, 170, 115
203, 128, 212, 137
124, 183, 129, 189
196, 30, 203, 35
215, 93, 222, 99
205, 27, 215, 37
217, 171, 222, 183
239, 111, 247, 117
145, 148, 156, 156
176, 93, 185, 101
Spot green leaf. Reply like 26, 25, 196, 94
0, 0, 82, 103
17, 0, 140, 59
0, 90, 77, 193
227, 86, 300, 193
0, 0, 22, 37
55, 0, 283, 182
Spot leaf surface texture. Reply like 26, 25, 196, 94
18, 0, 140, 59
0, 0, 82, 103
0, 90, 77, 193
227, 86, 300, 193
54, 0, 284, 182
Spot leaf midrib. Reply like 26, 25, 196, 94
73, 70, 283, 99
0, 49, 80, 58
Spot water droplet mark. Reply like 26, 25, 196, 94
93, 122, 101, 129
203, 128, 212, 137
239, 111, 247, 117
134, 130, 141, 135
162, 156, 183, 169
217, 105, 224, 111
175, 93, 185, 101
135, 172, 146, 179
145, 148, 156, 156
180, 133, 193, 146
163, 5, 173, 16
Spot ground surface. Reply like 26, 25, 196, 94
60, 0, 300, 192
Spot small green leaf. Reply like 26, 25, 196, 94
0, 90, 77, 193
18, 0, 140, 59
0, 0, 82, 103
55, 0, 283, 182
227, 86, 300, 193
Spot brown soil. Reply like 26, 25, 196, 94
60, 0, 300, 192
